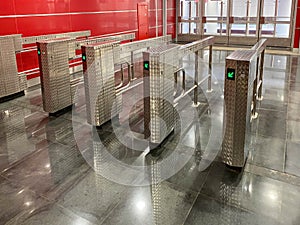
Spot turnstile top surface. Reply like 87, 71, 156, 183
146, 44, 179, 54
37, 37, 73, 44
0, 34, 22, 39
226, 49, 257, 62
81, 40, 119, 49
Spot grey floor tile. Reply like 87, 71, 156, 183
102, 182, 197, 225
200, 161, 300, 224
5, 203, 95, 225
0, 176, 48, 225
1, 143, 88, 200
287, 120, 300, 142
57, 171, 127, 224
285, 141, 300, 176
184, 194, 282, 225
288, 91, 300, 105
247, 136, 285, 172
287, 103, 300, 121
255, 109, 286, 139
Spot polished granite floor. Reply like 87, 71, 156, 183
0, 50, 300, 225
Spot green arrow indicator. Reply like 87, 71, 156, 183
37, 49, 41, 55
82, 55, 86, 61
227, 68, 235, 80
228, 72, 234, 78
144, 61, 149, 70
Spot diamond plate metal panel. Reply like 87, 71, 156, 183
82, 41, 121, 126
22, 30, 91, 45
143, 44, 179, 144
222, 50, 257, 167
0, 35, 23, 98
37, 38, 72, 113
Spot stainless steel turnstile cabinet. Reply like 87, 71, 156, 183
37, 38, 73, 113
0, 35, 26, 99
82, 42, 122, 127
222, 50, 257, 167
143, 45, 180, 145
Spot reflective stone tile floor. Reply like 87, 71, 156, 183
0, 51, 300, 225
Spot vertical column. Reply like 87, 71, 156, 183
293, 0, 300, 50
194, 50, 199, 106
207, 45, 213, 92
163, 0, 167, 36
257, 50, 265, 100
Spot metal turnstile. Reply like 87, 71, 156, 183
143, 45, 180, 145
37, 33, 135, 114
37, 38, 75, 114
82, 41, 122, 126
0, 35, 27, 101
222, 39, 267, 167
82, 35, 173, 127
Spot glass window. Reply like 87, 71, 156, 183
231, 24, 247, 35
263, 0, 276, 17
205, 0, 227, 18
248, 24, 257, 36
276, 24, 290, 38
277, 0, 292, 18
249, 0, 258, 17
232, 0, 247, 17
261, 24, 274, 36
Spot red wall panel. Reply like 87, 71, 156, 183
0, 0, 176, 79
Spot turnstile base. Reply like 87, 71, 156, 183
49, 105, 73, 117
149, 129, 175, 156
224, 163, 244, 173
0, 91, 25, 103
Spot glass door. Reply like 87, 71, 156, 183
179, 0, 199, 34
230, 0, 258, 36
203, 0, 228, 36
177, 0, 297, 48
261, 0, 293, 38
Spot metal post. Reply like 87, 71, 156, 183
163, 0, 167, 36
182, 70, 186, 91
220, 1, 224, 36
131, 51, 135, 79
176, 0, 180, 42
189, 1, 192, 34
194, 50, 199, 106
252, 56, 259, 119
258, 50, 265, 100
207, 44, 213, 92
181, 1, 183, 34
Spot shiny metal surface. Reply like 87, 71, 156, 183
37, 38, 73, 113
0, 34, 26, 99
0, 50, 300, 225
22, 30, 91, 44
75, 33, 135, 50
82, 41, 121, 126
222, 49, 259, 167
82, 36, 172, 127
143, 44, 179, 144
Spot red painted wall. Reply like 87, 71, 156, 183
294, 0, 300, 48
0, 0, 176, 79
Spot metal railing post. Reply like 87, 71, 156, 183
131, 51, 135, 79
194, 50, 199, 106
252, 56, 260, 119
258, 49, 265, 100
207, 44, 213, 92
